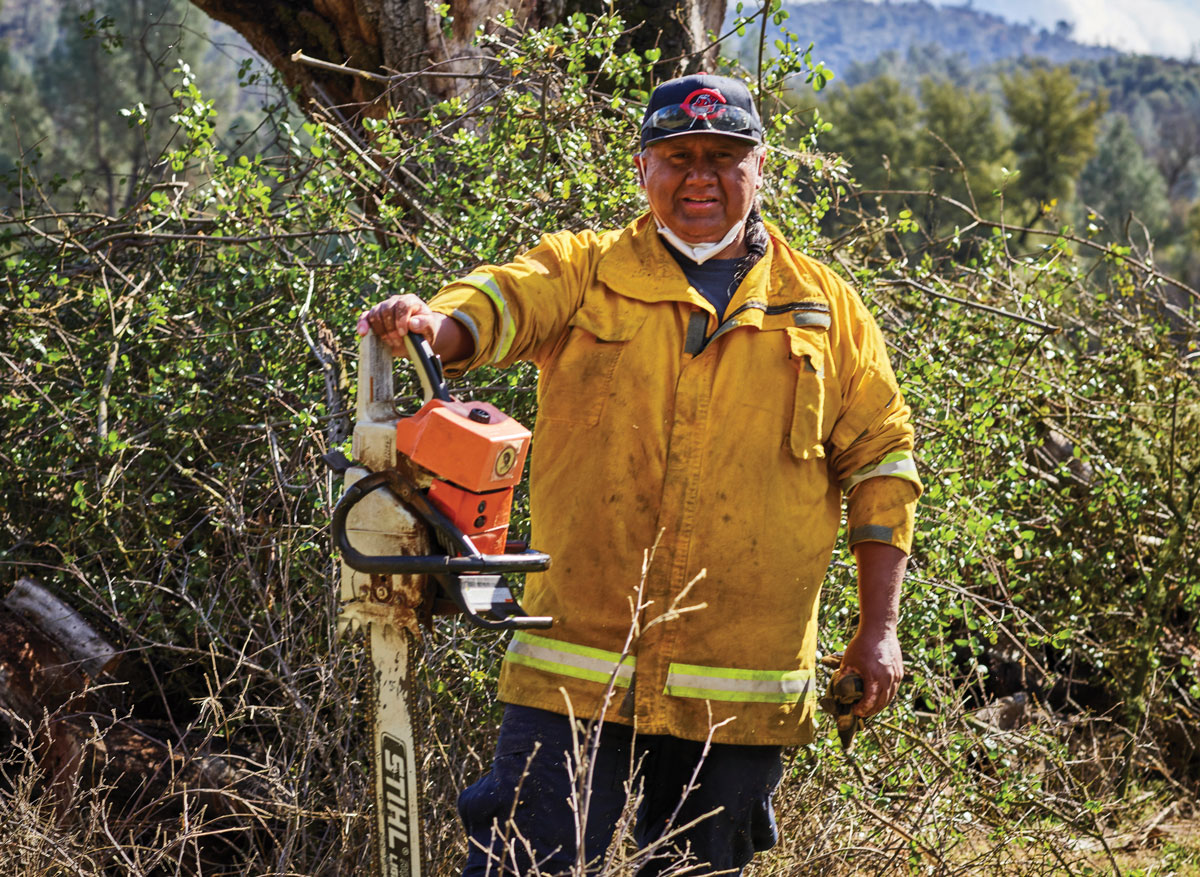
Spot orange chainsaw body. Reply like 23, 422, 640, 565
394, 398, 530, 556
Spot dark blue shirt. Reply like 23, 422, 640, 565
665, 244, 743, 318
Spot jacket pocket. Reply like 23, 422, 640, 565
538, 304, 644, 426
786, 328, 828, 460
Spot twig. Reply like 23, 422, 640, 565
290, 50, 392, 84
851, 187, 1200, 303
290, 49, 497, 83
878, 277, 1060, 333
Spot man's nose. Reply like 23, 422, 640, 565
684, 159, 718, 182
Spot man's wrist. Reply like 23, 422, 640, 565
429, 313, 475, 363
854, 617, 899, 637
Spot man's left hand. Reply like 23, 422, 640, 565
838, 625, 903, 718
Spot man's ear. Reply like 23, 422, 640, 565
755, 147, 766, 189
633, 153, 646, 189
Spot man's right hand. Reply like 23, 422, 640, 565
357, 294, 474, 363
357, 294, 436, 354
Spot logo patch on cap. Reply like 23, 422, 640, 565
681, 88, 727, 120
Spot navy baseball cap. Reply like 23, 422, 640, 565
640, 74, 764, 150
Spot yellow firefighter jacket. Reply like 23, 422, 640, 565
428, 214, 921, 746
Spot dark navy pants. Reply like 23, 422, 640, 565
458, 705, 783, 876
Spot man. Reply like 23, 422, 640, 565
359, 74, 921, 875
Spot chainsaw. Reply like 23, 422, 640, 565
329, 329, 552, 877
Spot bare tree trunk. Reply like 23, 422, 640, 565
188, 0, 727, 119
563, 0, 725, 79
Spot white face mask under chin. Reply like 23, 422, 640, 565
655, 219, 745, 265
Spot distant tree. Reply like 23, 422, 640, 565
815, 73, 1013, 244
1078, 114, 1169, 239
842, 44, 974, 90
1182, 202, 1200, 291
1001, 64, 1106, 234
0, 38, 46, 182
820, 74, 921, 194
5, 0, 238, 214
1152, 100, 1200, 200
916, 76, 1010, 225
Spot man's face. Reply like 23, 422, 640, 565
635, 134, 765, 247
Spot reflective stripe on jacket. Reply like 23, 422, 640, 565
429, 215, 920, 746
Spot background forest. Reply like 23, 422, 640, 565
3, 0, 1200, 874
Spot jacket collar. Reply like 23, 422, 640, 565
596, 214, 831, 315
596, 213, 706, 307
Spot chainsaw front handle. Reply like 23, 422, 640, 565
333, 472, 551, 574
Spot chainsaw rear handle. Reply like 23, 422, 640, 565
402, 332, 452, 404
356, 330, 450, 423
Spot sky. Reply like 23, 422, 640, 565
960, 0, 1200, 59
800, 0, 1200, 59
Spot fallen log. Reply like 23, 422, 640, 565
0, 578, 281, 869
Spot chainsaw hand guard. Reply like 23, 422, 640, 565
332, 469, 552, 630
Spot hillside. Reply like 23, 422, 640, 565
729, 0, 1120, 80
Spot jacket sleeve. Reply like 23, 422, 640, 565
819, 263, 922, 554
425, 230, 601, 374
